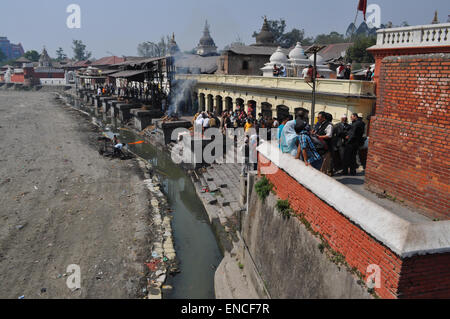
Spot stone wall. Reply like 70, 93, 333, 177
216, 53, 269, 76
365, 54, 450, 220
251, 142, 450, 299
242, 175, 371, 299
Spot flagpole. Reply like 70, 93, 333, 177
352, 10, 359, 37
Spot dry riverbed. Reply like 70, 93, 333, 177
0, 90, 154, 299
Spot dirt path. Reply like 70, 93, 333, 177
0, 91, 153, 299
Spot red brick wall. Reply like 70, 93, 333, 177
34, 72, 65, 79
368, 46, 450, 91
259, 154, 450, 299
365, 54, 450, 220
11, 73, 24, 83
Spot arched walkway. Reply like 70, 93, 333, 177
277, 105, 290, 120
236, 98, 244, 111
261, 102, 273, 118
247, 100, 257, 117
207, 94, 214, 113
199, 93, 206, 112
225, 97, 233, 112
215, 95, 223, 115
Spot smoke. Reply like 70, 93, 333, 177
167, 79, 196, 117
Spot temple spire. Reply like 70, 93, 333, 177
431, 11, 439, 24
196, 20, 217, 56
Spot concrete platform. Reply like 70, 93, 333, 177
153, 119, 192, 145
130, 109, 164, 131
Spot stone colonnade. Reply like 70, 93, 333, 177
195, 89, 375, 124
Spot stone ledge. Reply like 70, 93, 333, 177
257, 141, 450, 258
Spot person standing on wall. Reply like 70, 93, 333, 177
336, 63, 345, 79
332, 115, 351, 173
343, 113, 365, 176
315, 112, 334, 176
344, 64, 352, 80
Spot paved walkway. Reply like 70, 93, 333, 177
333, 171, 431, 222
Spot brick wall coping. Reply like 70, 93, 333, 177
257, 141, 450, 258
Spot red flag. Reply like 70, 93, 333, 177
358, 0, 368, 20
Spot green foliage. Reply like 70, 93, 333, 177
72, 40, 92, 61
314, 32, 347, 45
345, 35, 376, 63
56, 47, 67, 62
252, 18, 313, 48
238, 262, 244, 270
137, 35, 172, 58
318, 243, 325, 253
283, 28, 313, 47
255, 176, 273, 201
276, 199, 292, 219
24, 50, 40, 62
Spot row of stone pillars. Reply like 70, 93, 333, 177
197, 93, 260, 116
195, 93, 295, 120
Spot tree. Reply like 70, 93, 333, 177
56, 47, 67, 62
345, 35, 376, 63
282, 28, 313, 47
72, 40, 92, 61
24, 50, 40, 62
314, 32, 347, 45
137, 35, 172, 58
0, 49, 6, 62
252, 18, 313, 48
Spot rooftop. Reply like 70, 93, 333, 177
91, 56, 125, 66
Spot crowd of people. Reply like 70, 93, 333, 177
87, 83, 154, 101
273, 63, 374, 81
193, 104, 367, 177
193, 105, 281, 137
279, 110, 367, 176
272, 65, 287, 77
336, 63, 374, 81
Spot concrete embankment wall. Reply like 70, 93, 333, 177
0, 83, 73, 92
245, 142, 450, 299
242, 173, 371, 299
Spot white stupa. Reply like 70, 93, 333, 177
307, 54, 332, 78
261, 47, 290, 77
4, 67, 12, 83
288, 42, 311, 77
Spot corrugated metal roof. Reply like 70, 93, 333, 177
71, 60, 92, 67
112, 56, 166, 67
91, 56, 126, 66
100, 69, 120, 75
319, 43, 353, 62
15, 57, 31, 63
109, 70, 149, 78
225, 44, 281, 56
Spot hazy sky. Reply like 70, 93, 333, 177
1, 0, 449, 59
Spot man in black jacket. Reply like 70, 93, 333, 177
332, 115, 351, 172
343, 113, 365, 176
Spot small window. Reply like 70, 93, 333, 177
242, 61, 249, 70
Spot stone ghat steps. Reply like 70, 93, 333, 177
198, 163, 243, 227
215, 252, 260, 299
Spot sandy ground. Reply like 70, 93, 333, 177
0, 90, 153, 299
